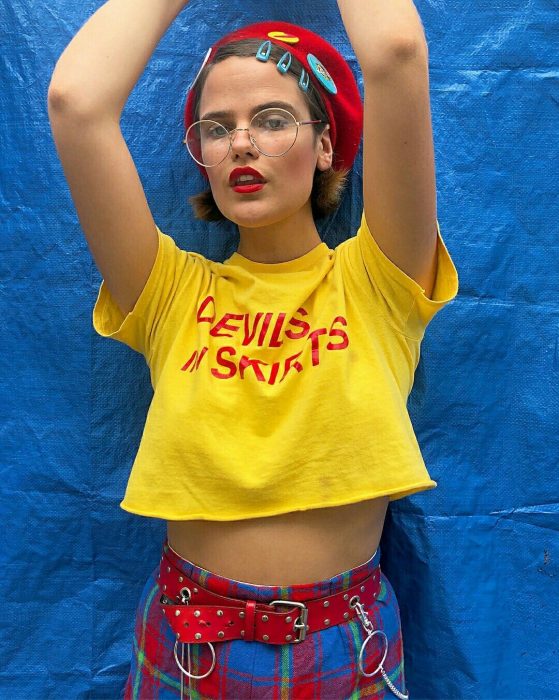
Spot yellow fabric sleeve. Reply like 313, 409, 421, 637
348, 211, 460, 340
92, 226, 209, 365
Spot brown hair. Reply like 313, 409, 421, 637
187, 39, 349, 222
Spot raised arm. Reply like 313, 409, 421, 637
336, 0, 439, 299
47, 0, 189, 316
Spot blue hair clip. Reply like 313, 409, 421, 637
276, 51, 292, 74
253, 41, 309, 95
256, 40, 272, 61
299, 69, 310, 92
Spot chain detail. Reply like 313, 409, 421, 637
174, 586, 216, 697
179, 587, 189, 700
350, 596, 410, 700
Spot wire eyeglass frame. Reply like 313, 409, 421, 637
183, 107, 327, 167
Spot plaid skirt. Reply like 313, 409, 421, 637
124, 540, 408, 699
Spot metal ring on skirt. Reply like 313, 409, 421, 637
173, 639, 216, 680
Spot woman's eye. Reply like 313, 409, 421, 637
207, 125, 228, 138
263, 118, 288, 130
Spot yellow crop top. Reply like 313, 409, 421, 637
93, 211, 459, 520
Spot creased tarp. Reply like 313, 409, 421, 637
1, 0, 558, 697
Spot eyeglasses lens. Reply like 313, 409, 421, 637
185, 108, 298, 167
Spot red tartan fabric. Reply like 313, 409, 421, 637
124, 541, 408, 699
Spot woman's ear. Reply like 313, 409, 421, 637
316, 125, 333, 172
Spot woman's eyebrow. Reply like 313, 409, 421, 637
200, 101, 299, 121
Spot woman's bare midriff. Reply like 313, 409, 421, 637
167, 496, 390, 586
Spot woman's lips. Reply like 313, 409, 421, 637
229, 167, 266, 192
232, 182, 266, 194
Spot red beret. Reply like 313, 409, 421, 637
184, 21, 363, 178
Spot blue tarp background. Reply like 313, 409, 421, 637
2, 0, 558, 697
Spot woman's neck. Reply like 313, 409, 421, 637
236, 203, 322, 264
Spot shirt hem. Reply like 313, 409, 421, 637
119, 481, 438, 521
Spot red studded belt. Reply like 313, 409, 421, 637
158, 548, 382, 646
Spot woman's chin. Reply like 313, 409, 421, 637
219, 200, 287, 229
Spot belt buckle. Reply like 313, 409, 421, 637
268, 599, 308, 643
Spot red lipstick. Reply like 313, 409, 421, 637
229, 167, 267, 194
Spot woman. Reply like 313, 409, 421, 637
47, 1, 459, 698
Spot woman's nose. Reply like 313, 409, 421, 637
230, 128, 258, 157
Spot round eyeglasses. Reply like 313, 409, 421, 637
183, 107, 326, 168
